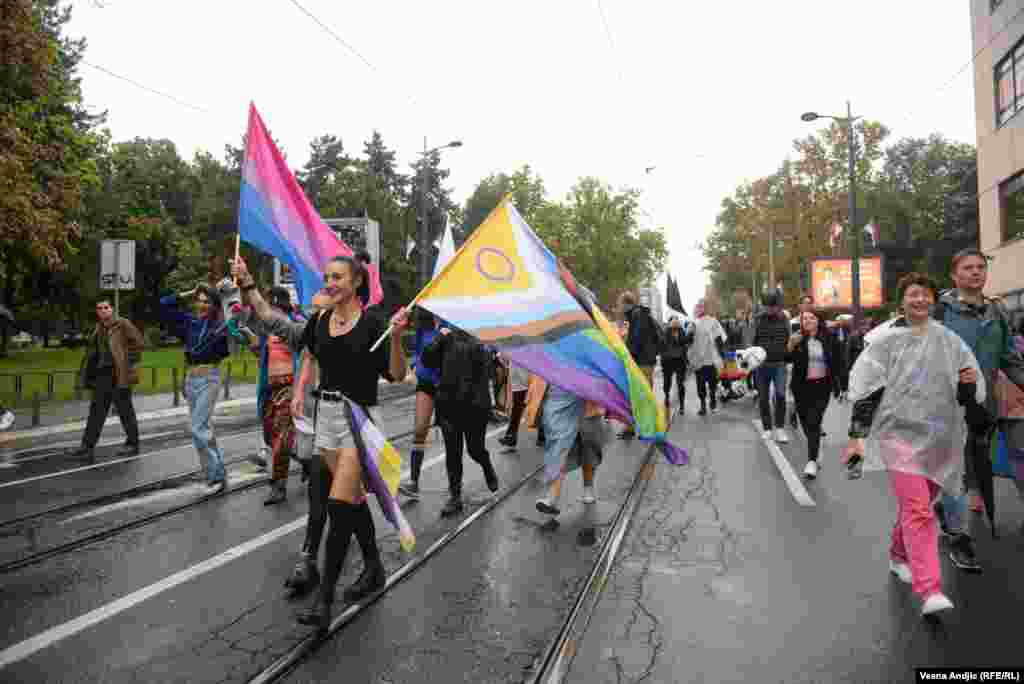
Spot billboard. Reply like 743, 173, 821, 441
810, 256, 884, 309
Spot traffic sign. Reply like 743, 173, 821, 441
100, 240, 136, 291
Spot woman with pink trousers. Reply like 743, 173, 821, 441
844, 273, 985, 617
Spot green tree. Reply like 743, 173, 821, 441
460, 165, 547, 239
0, 0, 104, 352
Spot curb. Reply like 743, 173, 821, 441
0, 375, 417, 445
0, 397, 258, 445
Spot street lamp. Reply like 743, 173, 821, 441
417, 139, 463, 287
801, 101, 863, 328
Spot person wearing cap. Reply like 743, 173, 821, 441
753, 289, 792, 442
931, 248, 1024, 573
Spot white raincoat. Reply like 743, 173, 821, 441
848, 319, 985, 490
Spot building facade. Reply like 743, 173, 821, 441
971, 0, 1024, 317
638, 280, 664, 323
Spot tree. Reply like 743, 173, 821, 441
0, 0, 104, 353
460, 165, 547, 240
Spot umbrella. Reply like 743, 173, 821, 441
973, 431, 997, 538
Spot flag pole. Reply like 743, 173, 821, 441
369, 194, 513, 352
233, 232, 241, 285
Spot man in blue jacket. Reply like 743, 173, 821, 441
933, 248, 1024, 572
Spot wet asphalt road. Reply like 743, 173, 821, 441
2, 379, 1023, 683
568, 391, 1024, 684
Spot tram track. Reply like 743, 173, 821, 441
246, 443, 660, 684
0, 425, 421, 576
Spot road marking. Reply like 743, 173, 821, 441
0, 397, 258, 445
0, 426, 505, 667
751, 420, 815, 508
59, 471, 267, 524
0, 431, 262, 491
0, 395, 420, 489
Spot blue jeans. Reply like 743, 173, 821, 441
756, 364, 788, 430
184, 370, 226, 484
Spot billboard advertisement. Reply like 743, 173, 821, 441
810, 256, 884, 309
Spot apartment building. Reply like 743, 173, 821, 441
972, 0, 1024, 318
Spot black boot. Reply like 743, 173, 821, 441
284, 550, 320, 598
69, 445, 95, 462
343, 503, 386, 602
441, 491, 464, 517
698, 402, 707, 417
264, 480, 287, 505
297, 500, 354, 632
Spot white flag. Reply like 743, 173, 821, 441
432, 223, 456, 279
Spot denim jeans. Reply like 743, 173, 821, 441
756, 364, 788, 430
184, 370, 226, 484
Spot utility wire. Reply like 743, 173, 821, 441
892, 3, 1024, 130
288, 0, 418, 108
595, 0, 624, 84
80, 59, 211, 113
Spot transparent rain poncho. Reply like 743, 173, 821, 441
848, 320, 986, 490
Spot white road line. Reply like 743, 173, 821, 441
0, 425, 506, 667
60, 471, 267, 524
751, 420, 815, 508
0, 431, 262, 490
0, 395, 420, 489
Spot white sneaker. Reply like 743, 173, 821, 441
761, 430, 773, 440
0, 409, 13, 431
803, 461, 819, 479
207, 480, 227, 496
889, 560, 912, 584
581, 486, 597, 504
535, 497, 561, 516
921, 593, 954, 616
774, 428, 790, 443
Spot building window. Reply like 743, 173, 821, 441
1002, 172, 1024, 243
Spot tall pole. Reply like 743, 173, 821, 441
847, 100, 861, 329
417, 136, 429, 289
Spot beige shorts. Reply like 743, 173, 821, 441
314, 399, 381, 451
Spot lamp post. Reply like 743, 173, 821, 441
801, 102, 862, 328
417, 138, 463, 288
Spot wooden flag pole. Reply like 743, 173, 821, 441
232, 232, 241, 285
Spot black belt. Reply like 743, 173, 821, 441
313, 389, 346, 402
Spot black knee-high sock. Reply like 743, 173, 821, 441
302, 454, 332, 555
352, 501, 381, 569
321, 500, 357, 604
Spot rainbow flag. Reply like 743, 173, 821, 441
238, 103, 353, 307
415, 198, 687, 465
344, 398, 415, 552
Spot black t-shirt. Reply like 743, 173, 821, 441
300, 309, 393, 406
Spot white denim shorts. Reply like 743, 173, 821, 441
314, 399, 380, 451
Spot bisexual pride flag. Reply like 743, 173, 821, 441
238, 103, 353, 307
414, 198, 687, 466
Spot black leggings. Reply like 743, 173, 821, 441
662, 360, 687, 405
792, 380, 831, 462
438, 404, 494, 495
695, 365, 719, 408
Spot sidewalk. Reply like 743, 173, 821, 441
566, 391, 1024, 683
0, 374, 417, 445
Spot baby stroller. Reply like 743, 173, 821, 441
718, 351, 749, 404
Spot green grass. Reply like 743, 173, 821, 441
0, 346, 259, 407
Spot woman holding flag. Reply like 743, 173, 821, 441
287, 256, 410, 632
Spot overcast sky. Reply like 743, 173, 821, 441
68, 0, 976, 313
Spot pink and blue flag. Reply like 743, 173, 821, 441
239, 103, 364, 307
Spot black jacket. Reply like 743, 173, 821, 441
625, 305, 662, 366
753, 312, 790, 364
785, 333, 840, 397
421, 330, 493, 411
661, 326, 693, 363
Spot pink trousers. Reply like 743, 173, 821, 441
887, 470, 943, 599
